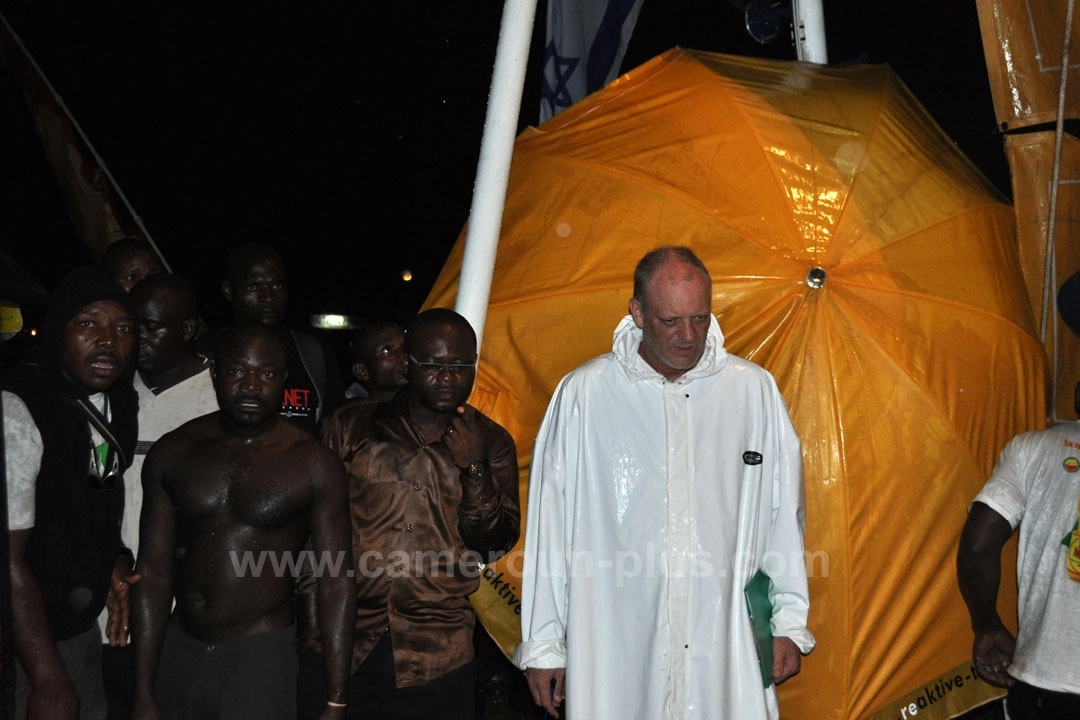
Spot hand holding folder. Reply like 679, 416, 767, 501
744, 569, 774, 689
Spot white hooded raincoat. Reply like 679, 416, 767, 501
514, 315, 815, 719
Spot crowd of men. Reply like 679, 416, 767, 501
2, 240, 1076, 720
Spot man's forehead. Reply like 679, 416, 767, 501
217, 352, 288, 372
137, 288, 171, 309
221, 333, 287, 360
136, 299, 179, 323
654, 260, 705, 283
237, 259, 284, 278
366, 326, 403, 347
73, 299, 132, 317
118, 249, 158, 264
412, 338, 476, 361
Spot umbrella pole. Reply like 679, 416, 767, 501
454, 0, 538, 351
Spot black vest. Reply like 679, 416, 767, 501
5, 365, 136, 641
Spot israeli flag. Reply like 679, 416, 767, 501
540, 0, 645, 122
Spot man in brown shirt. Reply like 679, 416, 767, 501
298, 307, 520, 720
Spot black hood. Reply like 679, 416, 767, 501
29, 266, 137, 383
16, 267, 140, 469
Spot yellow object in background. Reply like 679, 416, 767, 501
0, 304, 24, 341
426, 49, 1044, 719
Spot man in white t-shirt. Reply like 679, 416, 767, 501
99, 272, 219, 719
957, 395, 1080, 719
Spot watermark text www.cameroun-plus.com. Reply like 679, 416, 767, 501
228, 547, 830, 582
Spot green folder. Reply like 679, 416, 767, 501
744, 569, 775, 688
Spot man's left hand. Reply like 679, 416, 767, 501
443, 404, 484, 470
105, 555, 141, 647
773, 636, 801, 685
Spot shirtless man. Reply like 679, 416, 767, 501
129, 323, 355, 720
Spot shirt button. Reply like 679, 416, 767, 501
207, 644, 215, 652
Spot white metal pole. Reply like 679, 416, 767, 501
792, 0, 828, 64
454, 0, 538, 351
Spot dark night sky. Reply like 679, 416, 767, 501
1, 1, 1009, 342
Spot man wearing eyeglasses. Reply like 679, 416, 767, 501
2, 266, 139, 720
296, 308, 520, 720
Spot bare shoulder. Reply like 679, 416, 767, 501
142, 414, 221, 489
150, 412, 221, 456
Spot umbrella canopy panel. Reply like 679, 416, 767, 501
425, 48, 1046, 720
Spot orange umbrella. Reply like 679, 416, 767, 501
424, 48, 1047, 720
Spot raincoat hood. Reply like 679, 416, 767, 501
610, 313, 729, 382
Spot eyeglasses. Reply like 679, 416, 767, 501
407, 354, 476, 375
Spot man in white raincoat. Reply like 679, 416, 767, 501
513, 246, 815, 719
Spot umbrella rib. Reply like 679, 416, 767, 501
805, 295, 857, 712
836, 279, 1040, 337
513, 147, 800, 263
716, 83, 810, 253
851, 201, 1014, 256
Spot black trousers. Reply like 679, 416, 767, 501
297, 634, 476, 720
102, 643, 134, 720
1006, 680, 1080, 720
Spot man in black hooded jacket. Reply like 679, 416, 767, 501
2, 266, 139, 719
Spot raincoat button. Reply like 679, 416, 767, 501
413, 483, 421, 490
405, 523, 413, 532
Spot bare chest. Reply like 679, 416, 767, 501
167, 448, 311, 531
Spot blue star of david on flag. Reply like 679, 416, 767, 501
542, 39, 580, 120
540, 0, 645, 123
